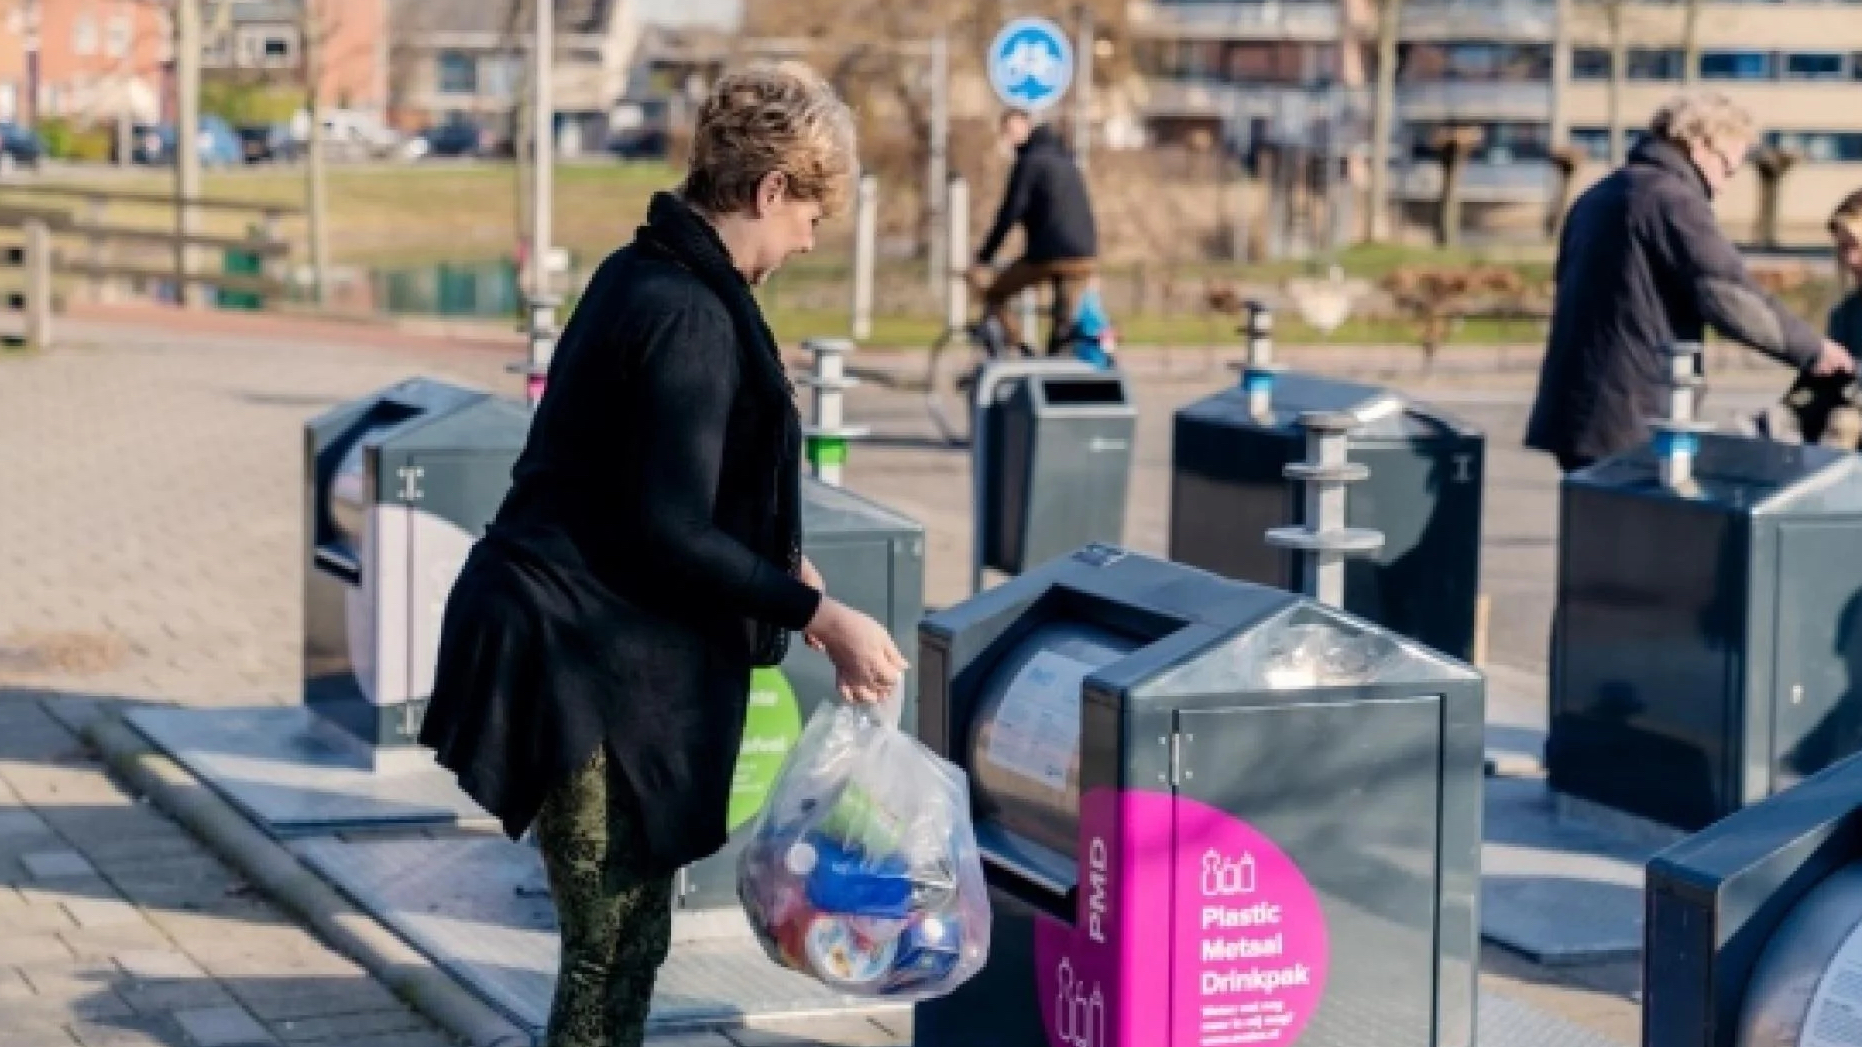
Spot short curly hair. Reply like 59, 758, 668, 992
1831, 188, 1862, 237
1649, 90, 1756, 148
682, 62, 859, 219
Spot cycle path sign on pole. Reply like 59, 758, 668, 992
987, 17, 1074, 112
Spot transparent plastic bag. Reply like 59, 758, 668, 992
737, 697, 991, 1001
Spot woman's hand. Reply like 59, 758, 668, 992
805, 598, 908, 704
796, 556, 829, 652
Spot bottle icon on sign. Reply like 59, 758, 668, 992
1054, 958, 1106, 1047
1201, 849, 1257, 897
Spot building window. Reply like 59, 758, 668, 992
1767, 130, 1862, 162
105, 14, 130, 57
482, 54, 523, 100
1400, 41, 1551, 82
1784, 52, 1846, 79
1408, 121, 1550, 165
263, 35, 291, 60
1569, 126, 1648, 162
73, 14, 98, 55
437, 51, 477, 94
1628, 48, 1684, 81
1571, 48, 1610, 80
1700, 50, 1774, 80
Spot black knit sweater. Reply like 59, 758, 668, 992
418, 193, 820, 871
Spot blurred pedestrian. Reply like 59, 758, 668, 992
1527, 90, 1855, 475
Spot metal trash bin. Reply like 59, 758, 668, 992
1171, 371, 1485, 661
1644, 751, 1862, 1047
676, 477, 926, 911
973, 361, 1136, 588
1550, 434, 1862, 832
303, 377, 532, 767
914, 544, 1484, 1047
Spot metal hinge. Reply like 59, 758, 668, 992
1170, 732, 1185, 787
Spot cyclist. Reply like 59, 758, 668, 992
968, 108, 1100, 357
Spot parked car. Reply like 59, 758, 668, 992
606, 98, 671, 160
418, 119, 491, 159
288, 108, 402, 161
0, 123, 43, 171
132, 116, 242, 167
235, 123, 298, 164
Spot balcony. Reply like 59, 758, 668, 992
1398, 81, 1554, 121
1140, 78, 1371, 124
1394, 160, 1555, 203
1126, 0, 1344, 41
1399, 0, 1556, 40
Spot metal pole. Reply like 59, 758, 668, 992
946, 177, 969, 336
928, 30, 949, 293
302, 0, 330, 308
24, 218, 51, 350
174, 0, 202, 308
1073, 3, 1093, 176
852, 174, 878, 341
1265, 411, 1383, 608
1653, 340, 1707, 490
802, 338, 869, 487
528, 0, 556, 403
1239, 300, 1278, 421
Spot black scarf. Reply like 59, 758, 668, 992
634, 191, 803, 666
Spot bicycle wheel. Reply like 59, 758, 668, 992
924, 324, 992, 447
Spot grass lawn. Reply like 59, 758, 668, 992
762, 307, 1549, 349
13, 160, 684, 266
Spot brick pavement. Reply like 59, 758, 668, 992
0, 307, 1810, 1045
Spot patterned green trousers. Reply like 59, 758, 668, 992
536, 745, 674, 1047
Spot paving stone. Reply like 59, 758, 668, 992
0, 1018, 82, 1047
21, 852, 98, 880
5, 934, 77, 965
279, 1032, 452, 1047
225, 980, 399, 1023
62, 898, 146, 930
115, 979, 238, 1018
60, 924, 176, 961
726, 1015, 907, 1047
0, 810, 51, 837
172, 1006, 275, 1047
112, 950, 205, 984
270, 1009, 427, 1043
68, 1017, 175, 1047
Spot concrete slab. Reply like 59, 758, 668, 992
125, 706, 492, 838
290, 833, 911, 1043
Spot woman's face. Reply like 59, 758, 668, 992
747, 172, 824, 285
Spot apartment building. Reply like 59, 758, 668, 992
387, 0, 641, 154
1127, 0, 1862, 243
0, 1, 171, 125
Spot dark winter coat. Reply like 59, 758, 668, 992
417, 192, 821, 874
1526, 138, 1824, 463
976, 124, 1099, 266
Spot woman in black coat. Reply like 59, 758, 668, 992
417, 63, 906, 1047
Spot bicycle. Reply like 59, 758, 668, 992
922, 271, 1118, 446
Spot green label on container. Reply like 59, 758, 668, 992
806, 436, 849, 467
728, 667, 803, 831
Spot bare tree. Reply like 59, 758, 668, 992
1680, 0, 1703, 87
1603, 0, 1628, 166
300, 0, 336, 305
1365, 0, 1401, 242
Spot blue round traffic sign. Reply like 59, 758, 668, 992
987, 17, 1074, 112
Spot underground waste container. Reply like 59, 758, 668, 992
1549, 433, 1862, 833
1170, 371, 1485, 662
975, 363, 1137, 580
1645, 750, 1862, 1047
304, 377, 532, 762
912, 544, 1484, 1047
677, 477, 926, 909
